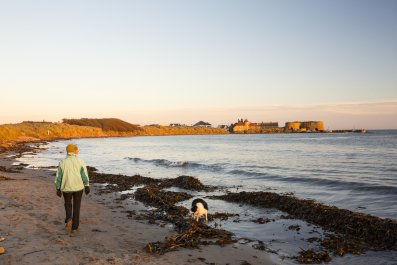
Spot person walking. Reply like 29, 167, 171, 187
55, 144, 90, 235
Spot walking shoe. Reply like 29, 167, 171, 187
70, 229, 78, 237
65, 219, 72, 230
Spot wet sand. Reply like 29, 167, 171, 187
0, 152, 276, 265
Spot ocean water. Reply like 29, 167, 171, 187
21, 130, 397, 219
18, 131, 397, 264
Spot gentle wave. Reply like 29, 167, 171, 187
229, 169, 397, 194
126, 157, 224, 171
126, 157, 397, 194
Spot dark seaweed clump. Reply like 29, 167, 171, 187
0, 165, 21, 173
134, 184, 192, 211
146, 220, 233, 255
87, 167, 160, 193
159, 175, 215, 191
0, 141, 47, 157
297, 249, 331, 264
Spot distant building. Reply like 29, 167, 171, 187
194, 121, 212, 127
285, 121, 325, 132
218, 125, 229, 130
259, 122, 279, 128
232, 119, 250, 132
169, 123, 182, 127
231, 119, 278, 133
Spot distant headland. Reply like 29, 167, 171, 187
0, 118, 366, 149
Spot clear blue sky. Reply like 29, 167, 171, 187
1, 0, 396, 129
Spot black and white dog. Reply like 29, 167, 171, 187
191, 198, 208, 223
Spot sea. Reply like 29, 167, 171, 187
18, 130, 397, 264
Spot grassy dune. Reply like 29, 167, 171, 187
63, 118, 141, 132
0, 120, 228, 148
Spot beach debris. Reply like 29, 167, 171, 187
252, 241, 279, 255
210, 212, 239, 221
0, 176, 12, 181
145, 220, 234, 254
288, 225, 301, 231
88, 169, 160, 193
296, 249, 331, 264
307, 237, 320, 243
0, 237, 5, 242
89, 167, 217, 194
210, 191, 397, 263
135, 184, 192, 210
252, 217, 272, 224
0, 246, 5, 255
0, 166, 20, 173
320, 234, 365, 256
159, 175, 215, 191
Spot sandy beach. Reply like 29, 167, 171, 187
0, 149, 276, 265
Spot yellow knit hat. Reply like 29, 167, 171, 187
66, 144, 78, 153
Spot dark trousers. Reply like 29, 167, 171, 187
63, 190, 83, 230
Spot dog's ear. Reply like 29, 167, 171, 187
191, 206, 197, 212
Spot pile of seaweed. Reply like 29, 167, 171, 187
134, 183, 234, 254
158, 175, 215, 192
0, 141, 46, 157
146, 220, 233, 254
210, 191, 397, 262
87, 167, 216, 194
87, 166, 160, 193
0, 165, 21, 173
89, 169, 233, 253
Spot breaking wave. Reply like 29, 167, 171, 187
126, 157, 223, 171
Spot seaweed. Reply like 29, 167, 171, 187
210, 191, 397, 263
134, 184, 192, 210
88, 168, 396, 262
252, 217, 272, 224
145, 221, 234, 254
297, 249, 331, 264
0, 166, 21, 173
210, 212, 239, 221
88, 168, 160, 193
159, 175, 215, 191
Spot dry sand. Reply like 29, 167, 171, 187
0, 154, 277, 265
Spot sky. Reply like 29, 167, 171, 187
1, 0, 396, 129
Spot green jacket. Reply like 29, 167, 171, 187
55, 153, 89, 192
